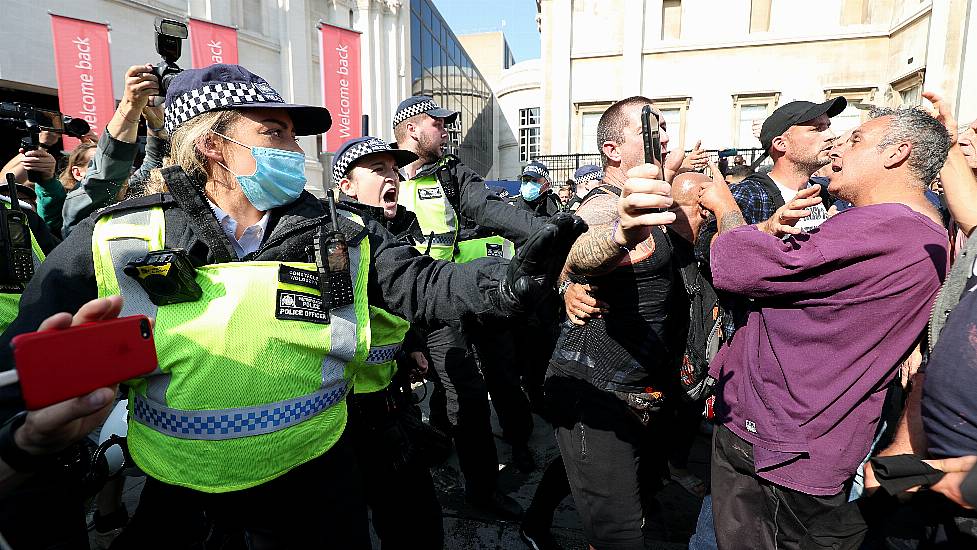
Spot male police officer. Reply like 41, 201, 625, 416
513, 161, 561, 217
565, 164, 604, 213
393, 95, 543, 517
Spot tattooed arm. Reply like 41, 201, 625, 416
565, 193, 627, 276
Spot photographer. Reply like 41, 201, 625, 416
0, 296, 122, 549
62, 64, 160, 237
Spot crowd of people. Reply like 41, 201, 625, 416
0, 57, 974, 550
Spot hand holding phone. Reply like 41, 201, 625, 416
13, 314, 157, 410
640, 105, 668, 215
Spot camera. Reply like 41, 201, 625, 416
151, 18, 189, 97
0, 102, 91, 182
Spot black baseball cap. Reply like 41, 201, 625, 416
759, 97, 847, 151
164, 64, 332, 135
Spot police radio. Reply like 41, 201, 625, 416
0, 173, 35, 288
313, 194, 355, 319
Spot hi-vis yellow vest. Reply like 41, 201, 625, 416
0, 201, 45, 332
91, 206, 371, 493
346, 307, 410, 394
398, 157, 458, 261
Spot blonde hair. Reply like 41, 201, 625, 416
148, 109, 241, 190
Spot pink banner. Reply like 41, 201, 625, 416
319, 23, 362, 151
189, 19, 238, 68
50, 15, 115, 150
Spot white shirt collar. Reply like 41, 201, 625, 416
207, 200, 271, 258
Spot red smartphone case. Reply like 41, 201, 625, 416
13, 315, 158, 410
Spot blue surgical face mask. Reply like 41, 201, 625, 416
212, 131, 307, 211
520, 179, 543, 201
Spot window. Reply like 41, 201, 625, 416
891, 71, 925, 107
662, 0, 682, 40
242, 0, 263, 34
519, 107, 541, 162
654, 97, 691, 153
750, 0, 771, 32
824, 88, 877, 136
732, 93, 780, 148
579, 111, 603, 154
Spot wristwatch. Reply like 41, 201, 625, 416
557, 279, 572, 296
0, 411, 45, 472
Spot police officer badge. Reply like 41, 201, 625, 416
255, 81, 283, 103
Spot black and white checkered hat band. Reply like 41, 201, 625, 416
576, 170, 603, 184
524, 165, 548, 179
165, 81, 285, 133
332, 137, 391, 181
392, 99, 438, 128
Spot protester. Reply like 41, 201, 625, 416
0, 64, 583, 547
699, 106, 951, 549
545, 96, 677, 550
723, 165, 751, 185
557, 184, 572, 205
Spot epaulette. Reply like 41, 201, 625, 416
92, 193, 176, 221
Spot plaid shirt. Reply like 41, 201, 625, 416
695, 177, 779, 341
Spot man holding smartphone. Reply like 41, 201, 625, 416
545, 96, 677, 550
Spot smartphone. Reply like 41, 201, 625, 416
640, 105, 667, 213
13, 316, 158, 410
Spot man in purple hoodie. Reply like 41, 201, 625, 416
696, 107, 952, 549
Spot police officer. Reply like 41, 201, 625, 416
512, 161, 561, 217
564, 164, 604, 213
0, 66, 585, 548
331, 135, 442, 549
393, 95, 542, 517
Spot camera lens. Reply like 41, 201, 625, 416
140, 318, 151, 339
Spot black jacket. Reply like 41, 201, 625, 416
0, 191, 512, 385
412, 156, 543, 248
511, 190, 562, 218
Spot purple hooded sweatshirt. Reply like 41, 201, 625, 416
709, 203, 947, 495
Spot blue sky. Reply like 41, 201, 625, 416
432, 0, 541, 62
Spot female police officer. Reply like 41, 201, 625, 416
0, 65, 584, 548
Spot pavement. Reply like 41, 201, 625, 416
96, 380, 712, 549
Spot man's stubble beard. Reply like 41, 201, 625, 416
418, 133, 444, 163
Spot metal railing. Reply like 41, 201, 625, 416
532, 148, 768, 184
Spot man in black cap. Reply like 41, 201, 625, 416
512, 161, 561, 217
696, 97, 845, 341
393, 95, 545, 518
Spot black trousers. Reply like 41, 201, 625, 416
0, 471, 89, 549
425, 324, 501, 496
468, 320, 534, 445
111, 433, 370, 549
347, 400, 444, 550
711, 424, 847, 550
546, 373, 657, 550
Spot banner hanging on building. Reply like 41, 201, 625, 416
189, 19, 238, 68
49, 14, 115, 150
319, 23, 362, 151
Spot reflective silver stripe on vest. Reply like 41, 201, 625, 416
103, 210, 160, 320
131, 383, 350, 440
321, 213, 361, 387
365, 342, 402, 365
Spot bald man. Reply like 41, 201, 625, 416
668, 171, 710, 245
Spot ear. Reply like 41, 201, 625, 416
70, 166, 84, 182
771, 134, 788, 155
406, 120, 420, 142
195, 132, 226, 165
602, 140, 622, 163
882, 141, 912, 170
338, 176, 356, 198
